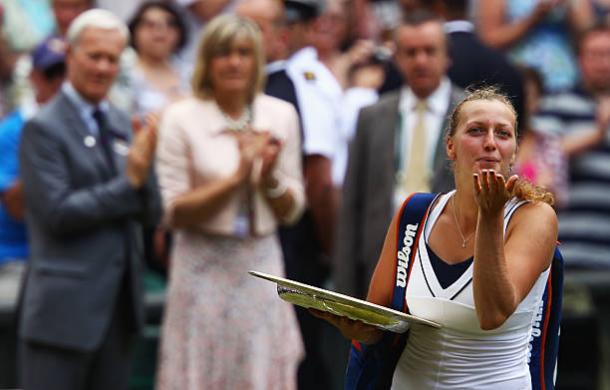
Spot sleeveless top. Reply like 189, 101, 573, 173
392, 191, 550, 390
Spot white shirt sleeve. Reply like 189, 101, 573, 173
332, 87, 379, 186
288, 65, 338, 160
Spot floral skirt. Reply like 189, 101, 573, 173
156, 231, 304, 390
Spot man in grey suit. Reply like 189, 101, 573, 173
18, 9, 161, 390
334, 10, 464, 299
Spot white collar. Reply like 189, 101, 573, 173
266, 60, 287, 74
288, 47, 318, 65
399, 77, 452, 115
62, 82, 109, 114
444, 20, 475, 34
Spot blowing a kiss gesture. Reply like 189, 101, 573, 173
473, 169, 518, 216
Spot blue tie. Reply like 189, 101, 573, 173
92, 108, 117, 175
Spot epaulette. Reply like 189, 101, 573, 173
303, 71, 316, 81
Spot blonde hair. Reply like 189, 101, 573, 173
191, 14, 266, 102
447, 86, 554, 205
447, 86, 518, 138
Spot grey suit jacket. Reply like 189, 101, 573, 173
334, 85, 464, 298
18, 91, 162, 351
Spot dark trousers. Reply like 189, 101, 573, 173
19, 279, 135, 390
279, 214, 332, 390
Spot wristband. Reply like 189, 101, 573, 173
266, 176, 288, 199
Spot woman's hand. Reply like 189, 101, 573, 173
345, 39, 376, 67
473, 169, 518, 215
234, 130, 268, 182
309, 309, 383, 344
596, 96, 610, 136
532, 0, 560, 23
126, 114, 158, 189
258, 131, 283, 182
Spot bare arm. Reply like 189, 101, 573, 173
0, 38, 15, 82
0, 180, 24, 220
472, 171, 557, 330
304, 154, 337, 256
366, 209, 401, 307
169, 170, 246, 229
478, 0, 556, 49
0, 6, 17, 82
561, 97, 610, 156
566, 0, 594, 34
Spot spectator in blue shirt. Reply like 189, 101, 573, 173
0, 37, 66, 270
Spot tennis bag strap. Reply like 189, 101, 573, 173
529, 246, 564, 390
344, 192, 438, 390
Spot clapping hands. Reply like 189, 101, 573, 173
126, 114, 158, 189
235, 130, 282, 185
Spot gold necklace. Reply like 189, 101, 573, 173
451, 195, 474, 248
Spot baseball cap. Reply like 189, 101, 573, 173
31, 37, 67, 72
284, 0, 320, 24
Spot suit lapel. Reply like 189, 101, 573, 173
58, 92, 116, 180
432, 86, 464, 172
372, 93, 401, 229
105, 107, 131, 174
377, 93, 401, 174
427, 85, 465, 193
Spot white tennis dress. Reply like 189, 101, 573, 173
392, 191, 550, 390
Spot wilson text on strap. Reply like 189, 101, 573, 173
344, 193, 437, 390
344, 193, 563, 390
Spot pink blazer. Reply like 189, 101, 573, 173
156, 94, 305, 236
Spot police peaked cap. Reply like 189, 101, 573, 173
284, 0, 321, 23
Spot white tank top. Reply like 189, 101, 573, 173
392, 191, 550, 390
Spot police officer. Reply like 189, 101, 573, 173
255, 0, 341, 388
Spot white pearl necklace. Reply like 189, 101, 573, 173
221, 106, 252, 131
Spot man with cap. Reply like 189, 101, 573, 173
18, 9, 161, 390
283, 0, 342, 262
0, 37, 67, 295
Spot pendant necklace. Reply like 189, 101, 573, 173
451, 195, 474, 248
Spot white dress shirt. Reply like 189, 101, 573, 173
397, 77, 452, 172
393, 77, 451, 210
62, 82, 111, 137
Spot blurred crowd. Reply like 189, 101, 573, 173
1, 0, 610, 389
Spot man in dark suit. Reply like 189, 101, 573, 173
426, 0, 525, 128
18, 9, 161, 390
334, 10, 463, 299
